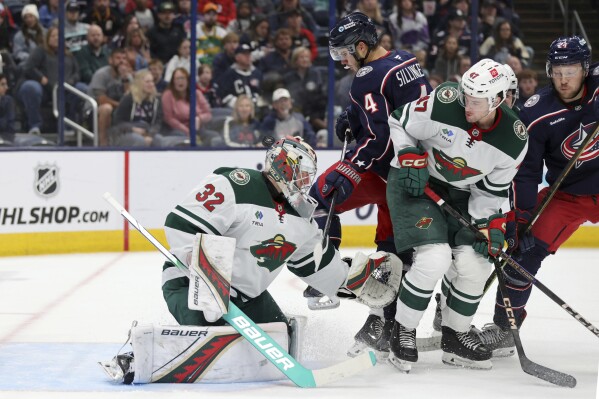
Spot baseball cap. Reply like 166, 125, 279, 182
235, 43, 252, 54
203, 2, 219, 13
272, 88, 291, 102
66, 1, 80, 12
447, 8, 466, 20
158, 2, 175, 12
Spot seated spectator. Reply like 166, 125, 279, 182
260, 87, 316, 147
505, 53, 523, 75
432, 35, 459, 81
226, 0, 252, 35
173, 0, 192, 34
196, 64, 218, 107
75, 25, 109, 84
12, 5, 45, 67
283, 46, 325, 134
211, 32, 239, 81
0, 3, 17, 52
63, 1, 89, 53
39, 0, 58, 28
515, 68, 538, 109
128, 0, 155, 32
111, 15, 140, 49
479, 0, 499, 40
429, 8, 473, 67
354, 0, 392, 41
84, 0, 122, 43
110, 69, 166, 146
198, 0, 236, 28
379, 31, 393, 51
285, 8, 317, 61
164, 38, 191, 82
161, 67, 220, 146
148, 58, 167, 92
17, 26, 82, 134
146, 1, 186, 64
479, 20, 530, 66
223, 94, 260, 147
388, 0, 430, 52
240, 15, 271, 64
259, 28, 293, 77
0, 73, 15, 143
268, 0, 316, 33
88, 47, 131, 145
215, 42, 262, 107
194, 2, 228, 65
124, 27, 151, 70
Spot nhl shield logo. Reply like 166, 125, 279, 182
34, 164, 59, 197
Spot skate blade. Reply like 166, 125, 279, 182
441, 352, 492, 370
98, 360, 124, 382
416, 331, 442, 352
492, 347, 516, 358
387, 353, 414, 373
307, 296, 340, 310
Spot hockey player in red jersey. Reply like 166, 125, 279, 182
477, 36, 599, 357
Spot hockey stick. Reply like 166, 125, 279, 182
483, 122, 599, 293
423, 187, 577, 388
322, 130, 350, 244
424, 186, 599, 339
103, 192, 376, 388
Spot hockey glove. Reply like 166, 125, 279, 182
335, 108, 353, 143
320, 160, 364, 206
472, 214, 506, 259
505, 209, 535, 253
396, 147, 429, 197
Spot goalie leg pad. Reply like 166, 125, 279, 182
109, 322, 292, 384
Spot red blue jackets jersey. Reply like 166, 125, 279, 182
513, 62, 599, 212
345, 50, 432, 179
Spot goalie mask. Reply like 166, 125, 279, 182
458, 58, 509, 115
264, 136, 318, 218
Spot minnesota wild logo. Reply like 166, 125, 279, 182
433, 148, 482, 182
415, 217, 433, 229
250, 234, 297, 272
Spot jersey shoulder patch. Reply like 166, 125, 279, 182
356, 66, 373, 77
435, 83, 459, 104
430, 82, 470, 130
523, 94, 540, 108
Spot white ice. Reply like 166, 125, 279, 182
0, 248, 598, 399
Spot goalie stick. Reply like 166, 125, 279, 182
103, 192, 377, 388
424, 187, 577, 388
483, 122, 599, 294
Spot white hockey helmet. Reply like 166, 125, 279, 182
264, 136, 318, 218
459, 58, 510, 113
503, 63, 519, 107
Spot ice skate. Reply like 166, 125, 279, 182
347, 314, 384, 358
372, 318, 394, 361
99, 352, 135, 384
387, 322, 417, 373
477, 323, 516, 358
441, 326, 492, 370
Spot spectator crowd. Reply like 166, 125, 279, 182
0, 0, 537, 147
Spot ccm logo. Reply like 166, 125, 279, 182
399, 158, 427, 168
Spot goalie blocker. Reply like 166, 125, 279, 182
100, 318, 304, 384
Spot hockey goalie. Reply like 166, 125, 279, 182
99, 136, 402, 384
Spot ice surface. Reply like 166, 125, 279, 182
0, 249, 597, 399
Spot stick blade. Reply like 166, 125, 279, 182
311, 351, 376, 387
520, 357, 577, 388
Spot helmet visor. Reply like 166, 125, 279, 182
329, 44, 356, 61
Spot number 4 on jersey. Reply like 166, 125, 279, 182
364, 93, 379, 113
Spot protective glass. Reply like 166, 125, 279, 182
329, 45, 356, 61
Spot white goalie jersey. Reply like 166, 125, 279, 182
163, 167, 348, 299
389, 82, 529, 219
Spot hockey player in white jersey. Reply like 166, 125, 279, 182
385, 59, 528, 372
100, 136, 403, 384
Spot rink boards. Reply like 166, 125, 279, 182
0, 150, 597, 256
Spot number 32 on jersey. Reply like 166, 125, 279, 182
195, 184, 224, 211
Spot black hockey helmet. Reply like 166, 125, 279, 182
546, 35, 591, 77
329, 12, 378, 63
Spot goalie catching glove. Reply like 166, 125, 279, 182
342, 251, 403, 308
